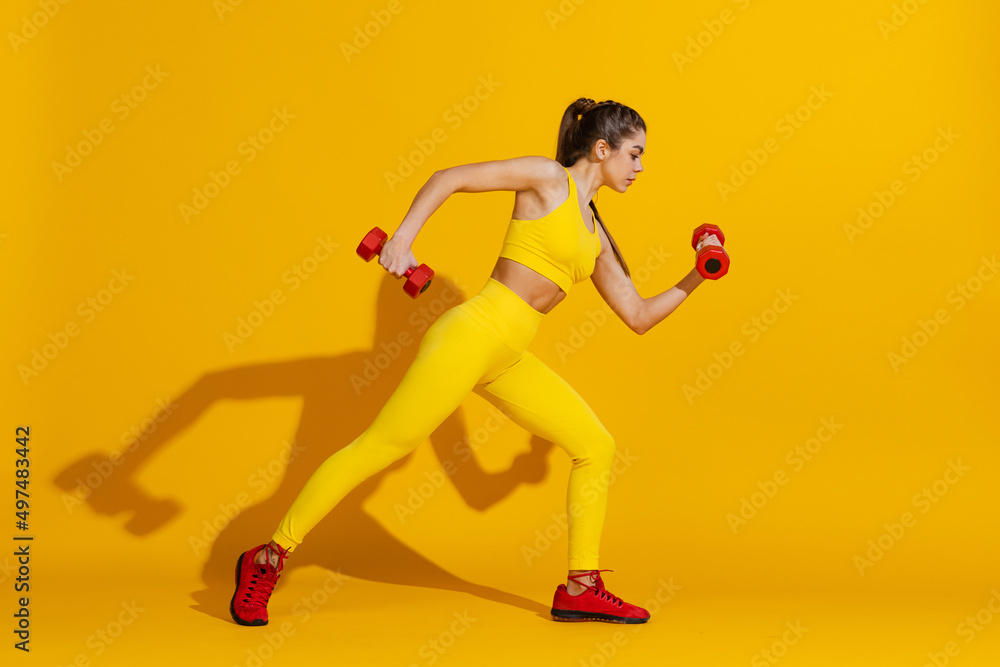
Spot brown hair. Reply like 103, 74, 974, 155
556, 98, 645, 278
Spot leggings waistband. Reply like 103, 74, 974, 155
460, 277, 545, 353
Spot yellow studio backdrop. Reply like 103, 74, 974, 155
2, 0, 998, 665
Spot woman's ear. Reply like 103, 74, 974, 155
594, 139, 609, 160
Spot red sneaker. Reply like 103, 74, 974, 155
230, 543, 291, 626
551, 569, 650, 624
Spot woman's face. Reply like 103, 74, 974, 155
600, 129, 646, 193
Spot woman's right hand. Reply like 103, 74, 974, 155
695, 232, 722, 250
378, 235, 418, 278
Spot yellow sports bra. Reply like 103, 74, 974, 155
497, 166, 602, 294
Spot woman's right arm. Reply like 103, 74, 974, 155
379, 156, 561, 277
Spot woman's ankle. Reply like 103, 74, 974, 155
254, 541, 288, 567
566, 569, 596, 595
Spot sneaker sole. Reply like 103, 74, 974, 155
551, 608, 649, 624
231, 551, 267, 626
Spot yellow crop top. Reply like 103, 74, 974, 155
497, 166, 602, 294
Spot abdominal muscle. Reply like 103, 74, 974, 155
489, 257, 567, 314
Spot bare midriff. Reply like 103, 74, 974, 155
489, 257, 567, 315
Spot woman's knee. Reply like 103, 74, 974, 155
350, 427, 422, 467
574, 429, 616, 468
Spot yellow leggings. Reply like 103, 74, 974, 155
272, 277, 616, 570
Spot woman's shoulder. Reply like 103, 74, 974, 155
445, 155, 564, 194
507, 155, 566, 186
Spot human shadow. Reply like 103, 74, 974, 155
54, 273, 555, 620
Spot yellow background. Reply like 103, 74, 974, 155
3, 0, 998, 665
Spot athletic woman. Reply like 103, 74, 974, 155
230, 98, 719, 626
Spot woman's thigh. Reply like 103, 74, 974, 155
365, 304, 518, 448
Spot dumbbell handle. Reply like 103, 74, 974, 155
379, 250, 426, 284
691, 224, 726, 250
376, 242, 419, 274
695, 234, 722, 251
357, 227, 434, 298
359, 229, 420, 274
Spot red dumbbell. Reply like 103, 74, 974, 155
691, 224, 730, 280
356, 227, 434, 298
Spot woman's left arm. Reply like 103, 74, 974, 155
590, 224, 707, 335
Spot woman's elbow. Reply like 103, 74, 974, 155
629, 313, 652, 335
627, 303, 653, 335
428, 169, 453, 191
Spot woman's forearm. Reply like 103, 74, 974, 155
392, 171, 455, 245
637, 268, 706, 333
